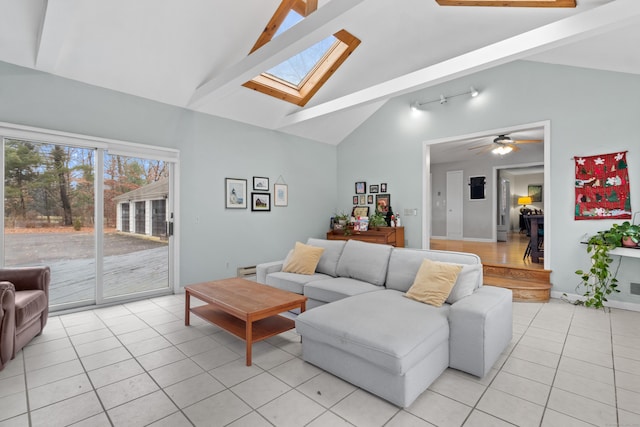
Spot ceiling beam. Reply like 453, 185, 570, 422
187, 0, 364, 109
35, 0, 78, 72
435, 0, 576, 7
278, 0, 640, 128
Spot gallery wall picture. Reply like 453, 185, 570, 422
251, 192, 271, 211
225, 178, 247, 209
274, 183, 288, 206
253, 176, 269, 191
355, 181, 366, 194
376, 194, 390, 213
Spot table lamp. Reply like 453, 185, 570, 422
518, 196, 532, 213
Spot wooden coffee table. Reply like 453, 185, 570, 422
184, 277, 307, 366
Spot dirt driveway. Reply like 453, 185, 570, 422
5, 231, 167, 264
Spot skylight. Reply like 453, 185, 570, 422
243, 0, 360, 107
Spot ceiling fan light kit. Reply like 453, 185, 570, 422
492, 145, 513, 155
411, 86, 480, 111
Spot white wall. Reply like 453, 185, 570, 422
338, 60, 640, 304
0, 61, 338, 287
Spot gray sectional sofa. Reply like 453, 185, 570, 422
256, 238, 513, 408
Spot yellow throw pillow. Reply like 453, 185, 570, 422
282, 242, 325, 275
405, 258, 463, 307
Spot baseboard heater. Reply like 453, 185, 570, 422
237, 265, 257, 278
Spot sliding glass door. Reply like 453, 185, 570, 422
4, 139, 96, 307
2, 133, 177, 311
102, 153, 171, 299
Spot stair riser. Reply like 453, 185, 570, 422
484, 265, 550, 282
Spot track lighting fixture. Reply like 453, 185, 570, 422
411, 85, 480, 111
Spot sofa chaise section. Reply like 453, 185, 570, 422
295, 289, 450, 407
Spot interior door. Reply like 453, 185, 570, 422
446, 170, 463, 240
497, 177, 510, 241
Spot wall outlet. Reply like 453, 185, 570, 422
403, 208, 418, 216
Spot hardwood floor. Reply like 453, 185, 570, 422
431, 232, 550, 301
430, 232, 544, 270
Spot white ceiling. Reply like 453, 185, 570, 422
1, 0, 639, 145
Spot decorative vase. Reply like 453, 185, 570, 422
622, 236, 638, 248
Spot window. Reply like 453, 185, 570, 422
243, 0, 360, 106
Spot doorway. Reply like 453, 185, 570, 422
423, 121, 550, 270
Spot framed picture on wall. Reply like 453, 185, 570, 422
253, 176, 269, 191
369, 184, 379, 194
528, 184, 542, 203
353, 196, 359, 205
380, 183, 387, 193
376, 194, 390, 213
355, 181, 366, 194
274, 184, 288, 206
225, 178, 247, 209
359, 195, 366, 205
367, 195, 373, 204
251, 193, 271, 211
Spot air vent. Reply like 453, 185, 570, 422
237, 265, 257, 279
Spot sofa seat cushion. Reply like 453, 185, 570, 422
304, 277, 381, 304
266, 272, 332, 295
295, 289, 449, 375
335, 240, 393, 286
14, 290, 47, 329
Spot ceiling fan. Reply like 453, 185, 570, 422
469, 134, 542, 155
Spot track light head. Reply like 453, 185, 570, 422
470, 86, 479, 97
439, 94, 447, 104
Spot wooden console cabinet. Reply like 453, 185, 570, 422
326, 227, 404, 247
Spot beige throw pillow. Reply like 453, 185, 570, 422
405, 258, 463, 307
282, 242, 325, 275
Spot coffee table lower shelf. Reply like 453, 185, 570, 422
190, 304, 295, 343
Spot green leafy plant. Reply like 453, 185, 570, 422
574, 226, 625, 309
369, 212, 387, 228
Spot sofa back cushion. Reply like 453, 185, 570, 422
386, 248, 482, 300
306, 238, 346, 277
336, 240, 393, 286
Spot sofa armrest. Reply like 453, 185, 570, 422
448, 286, 512, 378
1, 281, 16, 370
256, 261, 284, 284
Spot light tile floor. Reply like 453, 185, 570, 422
1, 295, 640, 427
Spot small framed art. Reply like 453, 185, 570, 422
376, 194, 391, 213
369, 184, 379, 194
253, 176, 269, 191
355, 181, 366, 194
353, 196, 359, 205
225, 178, 247, 209
528, 184, 542, 203
352, 206, 369, 218
274, 183, 288, 206
367, 195, 373, 204
380, 183, 387, 193
251, 193, 271, 211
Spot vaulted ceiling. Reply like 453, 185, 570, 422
1, 0, 639, 145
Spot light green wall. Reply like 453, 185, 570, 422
0, 61, 337, 286
339, 60, 640, 304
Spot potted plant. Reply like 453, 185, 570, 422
615, 221, 640, 247
333, 211, 349, 229
369, 212, 387, 230
572, 222, 636, 309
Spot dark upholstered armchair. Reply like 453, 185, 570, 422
0, 266, 50, 371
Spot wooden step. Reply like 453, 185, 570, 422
483, 263, 551, 302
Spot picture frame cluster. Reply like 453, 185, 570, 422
225, 176, 288, 211
353, 181, 390, 214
